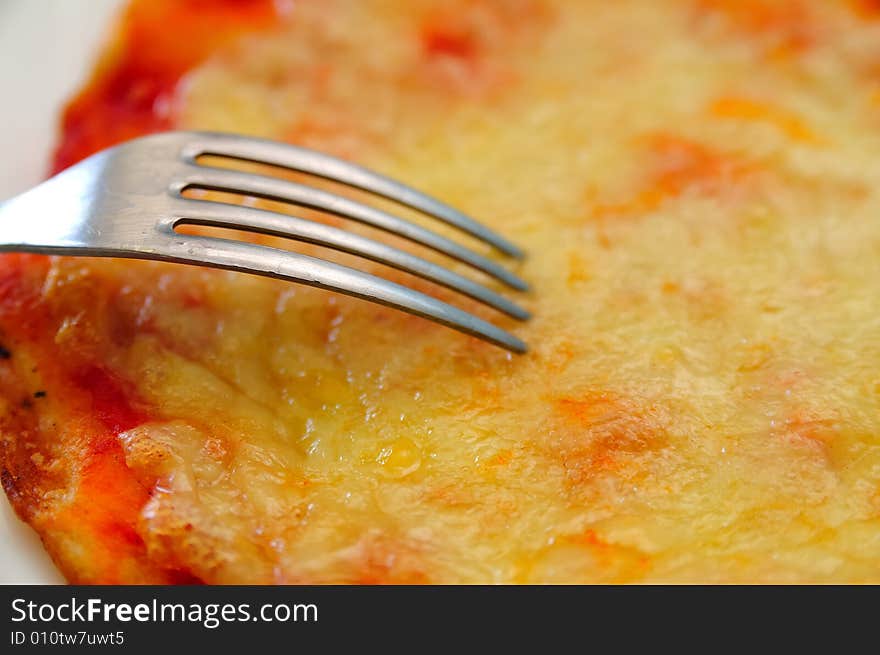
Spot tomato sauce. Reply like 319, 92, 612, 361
52, 0, 281, 173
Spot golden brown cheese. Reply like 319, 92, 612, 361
3, 0, 880, 583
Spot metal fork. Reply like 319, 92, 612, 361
0, 131, 529, 352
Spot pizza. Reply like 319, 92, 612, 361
2, 0, 880, 583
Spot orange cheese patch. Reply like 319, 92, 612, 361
589, 133, 758, 220
709, 96, 822, 144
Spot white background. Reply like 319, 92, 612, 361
1, 0, 125, 584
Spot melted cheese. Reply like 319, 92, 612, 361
9, 0, 880, 582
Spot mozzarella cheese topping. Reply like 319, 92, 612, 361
5, 0, 880, 582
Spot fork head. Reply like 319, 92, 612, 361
0, 131, 529, 352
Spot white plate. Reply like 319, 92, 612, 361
0, 0, 126, 584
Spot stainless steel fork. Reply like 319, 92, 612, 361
0, 131, 529, 352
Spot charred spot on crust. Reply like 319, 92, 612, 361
166, 569, 205, 585
0, 345, 11, 359
0, 468, 18, 500
33, 391, 46, 399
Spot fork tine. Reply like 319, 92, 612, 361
170, 199, 530, 320
180, 132, 525, 259
176, 166, 529, 291
158, 234, 527, 353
